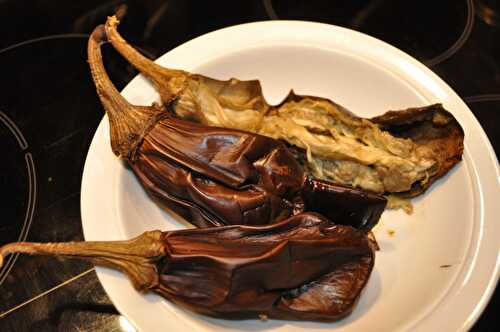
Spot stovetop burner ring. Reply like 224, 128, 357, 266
425, 0, 475, 67
0, 111, 37, 286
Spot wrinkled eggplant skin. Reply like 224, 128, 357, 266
302, 178, 386, 231
0, 212, 375, 322
130, 115, 386, 230
155, 212, 375, 321
136, 112, 304, 190
131, 115, 303, 228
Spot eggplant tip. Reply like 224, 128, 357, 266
107, 15, 120, 29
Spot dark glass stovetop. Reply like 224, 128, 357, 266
0, 1, 498, 331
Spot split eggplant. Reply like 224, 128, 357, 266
88, 25, 386, 231
103, 16, 464, 212
0, 212, 375, 321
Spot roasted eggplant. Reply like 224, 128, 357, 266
88, 25, 386, 230
0, 212, 375, 321
103, 16, 464, 213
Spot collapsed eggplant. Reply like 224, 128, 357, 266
0, 213, 375, 321
88, 25, 386, 231
103, 16, 464, 213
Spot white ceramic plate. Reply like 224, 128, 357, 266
81, 21, 499, 332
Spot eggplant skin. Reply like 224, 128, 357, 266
130, 115, 305, 228
155, 212, 375, 321
302, 178, 386, 231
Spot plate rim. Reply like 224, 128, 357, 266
81, 20, 500, 332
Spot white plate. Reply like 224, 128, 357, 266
81, 21, 499, 332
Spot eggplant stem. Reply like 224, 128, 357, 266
88, 24, 165, 160
0, 231, 166, 291
105, 15, 188, 104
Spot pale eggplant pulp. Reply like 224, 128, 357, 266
103, 15, 464, 208
87, 22, 386, 231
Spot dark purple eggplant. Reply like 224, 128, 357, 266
0, 212, 375, 321
88, 25, 386, 231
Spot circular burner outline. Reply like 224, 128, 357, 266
0, 33, 89, 56
0, 35, 90, 286
0, 33, 158, 63
262, 0, 475, 67
425, 0, 475, 67
0, 111, 37, 286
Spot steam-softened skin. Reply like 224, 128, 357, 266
103, 15, 464, 202
132, 116, 304, 227
88, 24, 386, 230
0, 213, 375, 321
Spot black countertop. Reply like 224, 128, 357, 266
0, 1, 498, 331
